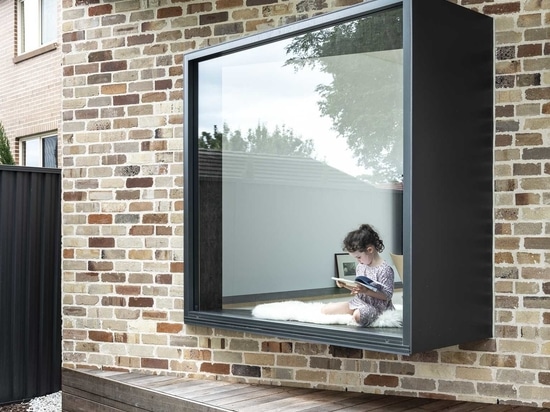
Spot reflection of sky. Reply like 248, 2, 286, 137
198, 40, 402, 178
24, 139, 41, 166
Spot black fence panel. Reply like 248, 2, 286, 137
0, 166, 61, 404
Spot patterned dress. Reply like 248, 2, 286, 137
348, 261, 395, 326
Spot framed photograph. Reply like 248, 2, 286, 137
334, 253, 357, 280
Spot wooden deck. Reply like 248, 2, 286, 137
62, 368, 550, 412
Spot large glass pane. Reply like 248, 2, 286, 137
197, 7, 403, 304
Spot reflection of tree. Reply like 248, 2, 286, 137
285, 7, 403, 184
199, 123, 314, 157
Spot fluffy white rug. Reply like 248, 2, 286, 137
252, 301, 403, 327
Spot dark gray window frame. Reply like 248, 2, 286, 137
184, 0, 494, 355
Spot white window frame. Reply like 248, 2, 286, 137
19, 133, 58, 168
17, 0, 57, 55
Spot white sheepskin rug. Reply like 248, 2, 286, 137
252, 301, 403, 327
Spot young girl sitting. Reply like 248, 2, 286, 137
321, 224, 395, 326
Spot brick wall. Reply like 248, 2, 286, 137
0, 1, 61, 163
61, 0, 550, 407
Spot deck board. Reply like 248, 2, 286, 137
62, 368, 550, 412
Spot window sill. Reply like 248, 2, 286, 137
14, 42, 58, 64
184, 309, 408, 354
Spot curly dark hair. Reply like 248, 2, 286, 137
342, 224, 385, 253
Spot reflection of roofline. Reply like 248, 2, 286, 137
198, 149, 401, 191
373, 181, 404, 191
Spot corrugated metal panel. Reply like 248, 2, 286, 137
0, 166, 61, 404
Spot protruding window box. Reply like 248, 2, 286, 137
184, 0, 493, 354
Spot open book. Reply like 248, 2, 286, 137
331, 276, 382, 292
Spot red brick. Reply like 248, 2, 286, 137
517, 44, 542, 58
89, 237, 115, 248
495, 105, 514, 118
157, 7, 183, 18
129, 297, 154, 308
157, 322, 183, 333
170, 262, 183, 273
126, 177, 153, 188
89, 51, 113, 62
483, 2, 520, 15
515, 193, 540, 205
113, 94, 139, 106
216, 0, 243, 8
155, 80, 172, 90
88, 214, 113, 224
101, 61, 128, 72
200, 11, 229, 24
155, 274, 172, 284
141, 358, 168, 369
89, 331, 114, 342
129, 225, 154, 236
63, 191, 86, 201
143, 214, 168, 224
89, 4, 112, 16
200, 363, 230, 374
364, 374, 399, 387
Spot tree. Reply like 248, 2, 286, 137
284, 7, 403, 184
199, 123, 314, 158
0, 122, 15, 165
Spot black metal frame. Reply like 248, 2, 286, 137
184, 0, 493, 354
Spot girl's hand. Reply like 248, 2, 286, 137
351, 284, 368, 295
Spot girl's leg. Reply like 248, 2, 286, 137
321, 301, 353, 315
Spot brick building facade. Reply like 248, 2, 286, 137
60, 0, 550, 407
0, 1, 61, 165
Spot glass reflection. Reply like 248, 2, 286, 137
197, 7, 403, 302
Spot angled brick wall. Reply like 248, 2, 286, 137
61, 0, 550, 407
